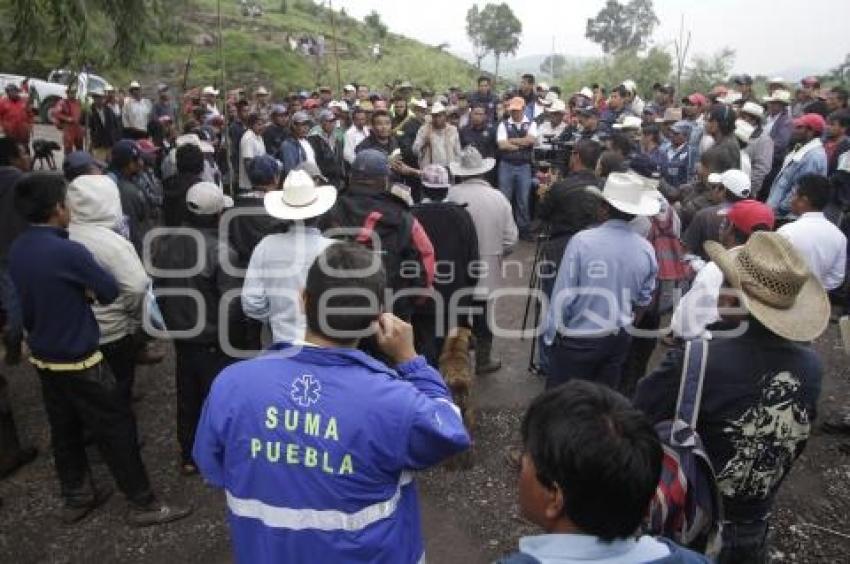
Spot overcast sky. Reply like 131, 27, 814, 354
333, 0, 850, 76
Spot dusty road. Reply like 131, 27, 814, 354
2, 125, 850, 562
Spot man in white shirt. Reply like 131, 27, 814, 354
122, 80, 152, 135
343, 107, 369, 165
239, 114, 266, 192
536, 100, 568, 149
242, 170, 337, 343
777, 174, 847, 290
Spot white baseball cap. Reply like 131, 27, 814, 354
343, 84, 356, 92
129, 80, 141, 89
202, 85, 220, 96
740, 101, 765, 119
186, 182, 233, 215
547, 99, 567, 113
612, 115, 643, 130
430, 101, 447, 115
255, 86, 269, 95
707, 169, 751, 198
328, 100, 349, 112
734, 119, 755, 144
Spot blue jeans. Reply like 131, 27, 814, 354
545, 331, 632, 390
0, 267, 22, 344
498, 161, 532, 234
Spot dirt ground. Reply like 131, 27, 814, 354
2, 129, 850, 562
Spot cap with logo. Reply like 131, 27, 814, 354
707, 169, 751, 198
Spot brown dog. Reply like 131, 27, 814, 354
438, 326, 476, 468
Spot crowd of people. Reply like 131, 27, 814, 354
1, 69, 850, 564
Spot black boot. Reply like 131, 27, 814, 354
475, 336, 501, 375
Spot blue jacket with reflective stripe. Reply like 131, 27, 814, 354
194, 344, 471, 563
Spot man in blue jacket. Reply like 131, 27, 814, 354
8, 172, 190, 526
194, 242, 470, 563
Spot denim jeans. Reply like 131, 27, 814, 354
0, 267, 23, 344
498, 161, 533, 234
545, 331, 632, 390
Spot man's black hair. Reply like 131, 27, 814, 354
575, 139, 602, 171
176, 144, 205, 176
606, 202, 636, 222
304, 243, 387, 343
521, 380, 662, 541
352, 107, 367, 118
14, 172, 67, 224
828, 109, 850, 130
608, 132, 634, 157
597, 150, 626, 178
612, 85, 629, 98
469, 102, 487, 111
641, 124, 662, 143
708, 104, 737, 136
830, 86, 849, 107
371, 109, 391, 125
245, 113, 261, 128
521, 74, 535, 84
236, 100, 250, 110
700, 145, 737, 174
0, 137, 24, 167
550, 86, 562, 96
477, 76, 491, 85
731, 224, 769, 246
796, 174, 832, 210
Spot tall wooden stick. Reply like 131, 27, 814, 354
328, 0, 342, 94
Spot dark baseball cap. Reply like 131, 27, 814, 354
576, 104, 599, 117
247, 154, 282, 185
351, 149, 390, 178
62, 151, 105, 177
733, 74, 753, 86
110, 139, 141, 168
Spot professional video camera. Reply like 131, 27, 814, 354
534, 133, 575, 176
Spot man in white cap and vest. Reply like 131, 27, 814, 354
737, 101, 774, 198
543, 171, 659, 390
242, 169, 338, 344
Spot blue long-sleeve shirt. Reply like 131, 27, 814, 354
8, 225, 118, 362
767, 138, 828, 217
193, 344, 470, 564
544, 220, 657, 342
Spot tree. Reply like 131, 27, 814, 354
682, 48, 736, 94
830, 53, 850, 85
479, 3, 522, 79
585, 0, 659, 55
559, 47, 672, 99
7, 0, 180, 67
364, 10, 388, 40
466, 5, 489, 71
540, 54, 568, 78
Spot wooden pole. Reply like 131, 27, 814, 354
328, 0, 343, 94
217, 0, 232, 195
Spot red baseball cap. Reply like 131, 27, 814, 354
793, 113, 826, 134
724, 200, 775, 235
303, 98, 319, 110
683, 93, 708, 107
135, 139, 159, 154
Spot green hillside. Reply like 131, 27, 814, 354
1, 0, 479, 96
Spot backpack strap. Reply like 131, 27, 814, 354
671, 339, 709, 447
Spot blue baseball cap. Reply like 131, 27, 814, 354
110, 140, 141, 168
63, 151, 105, 177
351, 149, 389, 178
248, 155, 282, 186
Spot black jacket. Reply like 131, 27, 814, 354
412, 200, 479, 315
88, 105, 121, 149
634, 322, 822, 522
307, 133, 345, 188
162, 173, 202, 228
460, 124, 499, 160
0, 167, 27, 264
397, 117, 423, 169
227, 193, 288, 267
263, 124, 290, 159
153, 226, 241, 345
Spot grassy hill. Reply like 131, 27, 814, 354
15, 0, 480, 97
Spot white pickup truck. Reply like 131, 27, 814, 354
0, 69, 114, 122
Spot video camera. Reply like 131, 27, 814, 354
534, 133, 575, 176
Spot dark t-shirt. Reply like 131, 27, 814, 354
682, 204, 721, 259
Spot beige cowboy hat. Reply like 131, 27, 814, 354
264, 170, 337, 221
449, 146, 496, 177
704, 232, 830, 342
763, 89, 792, 105
601, 172, 662, 216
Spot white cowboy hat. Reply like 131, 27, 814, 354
328, 100, 349, 112
763, 89, 792, 104
264, 170, 337, 221
740, 101, 764, 119
602, 172, 662, 216
705, 232, 829, 342
411, 98, 428, 110
430, 101, 447, 115
449, 146, 496, 177
574, 87, 594, 99
612, 115, 643, 130
547, 99, 567, 113
734, 119, 755, 144
255, 86, 269, 95
202, 86, 220, 96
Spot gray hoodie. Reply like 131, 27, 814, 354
67, 174, 150, 344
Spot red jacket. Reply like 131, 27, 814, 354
0, 96, 33, 143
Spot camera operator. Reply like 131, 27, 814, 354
536, 100, 569, 149
575, 104, 610, 142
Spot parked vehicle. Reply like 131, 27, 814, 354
2, 69, 114, 122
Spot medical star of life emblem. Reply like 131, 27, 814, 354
291, 374, 322, 407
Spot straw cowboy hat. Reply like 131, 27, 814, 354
264, 170, 337, 221
704, 232, 830, 342
449, 146, 496, 177
601, 172, 662, 216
